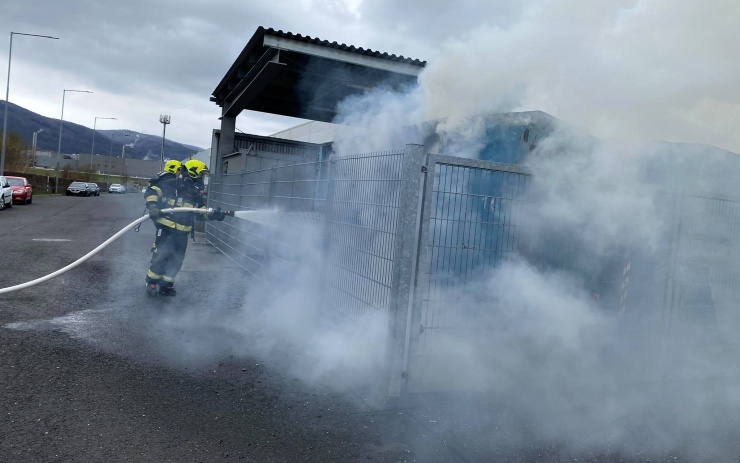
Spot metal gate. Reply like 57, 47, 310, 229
401, 154, 532, 394
206, 148, 409, 317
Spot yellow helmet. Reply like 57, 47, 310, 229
162, 160, 182, 175
184, 159, 209, 179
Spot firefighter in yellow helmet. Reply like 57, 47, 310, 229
144, 159, 225, 296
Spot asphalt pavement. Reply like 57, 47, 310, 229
1, 194, 731, 463
0, 193, 473, 463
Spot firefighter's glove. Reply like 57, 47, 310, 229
148, 205, 161, 218
207, 209, 226, 221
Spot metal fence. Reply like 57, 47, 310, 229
663, 191, 740, 378
323, 151, 407, 316
206, 165, 276, 279
206, 146, 533, 395
205, 144, 740, 396
670, 192, 740, 326
206, 148, 409, 319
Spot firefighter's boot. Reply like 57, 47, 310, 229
146, 283, 159, 297
158, 284, 177, 296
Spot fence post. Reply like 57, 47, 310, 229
319, 157, 337, 308
206, 174, 221, 252
387, 144, 427, 397
662, 190, 685, 378
263, 166, 278, 268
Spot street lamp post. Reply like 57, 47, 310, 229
159, 114, 170, 171
2, 31, 59, 176
29, 128, 43, 168
106, 133, 129, 186
54, 89, 92, 193
88, 116, 116, 181
121, 144, 127, 184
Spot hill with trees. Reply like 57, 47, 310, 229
0, 100, 204, 161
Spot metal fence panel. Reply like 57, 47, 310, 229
665, 192, 740, 378
206, 169, 274, 279
405, 155, 532, 393
324, 152, 406, 317
206, 150, 407, 316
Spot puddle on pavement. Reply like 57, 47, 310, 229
4, 308, 116, 343
4, 304, 246, 370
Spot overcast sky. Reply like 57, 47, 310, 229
1, 0, 738, 153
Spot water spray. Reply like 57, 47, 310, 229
231, 209, 279, 227
0, 207, 237, 295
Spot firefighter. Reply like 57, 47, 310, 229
144, 159, 225, 296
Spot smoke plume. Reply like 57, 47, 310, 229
145, 2, 740, 459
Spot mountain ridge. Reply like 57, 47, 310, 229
0, 100, 205, 161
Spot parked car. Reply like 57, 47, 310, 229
6, 176, 32, 204
66, 181, 92, 197
88, 183, 101, 196
0, 176, 12, 210
108, 184, 126, 194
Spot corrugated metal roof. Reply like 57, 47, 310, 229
212, 26, 426, 100
260, 27, 427, 67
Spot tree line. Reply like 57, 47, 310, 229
0, 131, 32, 171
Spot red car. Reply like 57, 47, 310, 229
6, 176, 33, 204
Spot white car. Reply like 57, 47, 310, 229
0, 176, 13, 210
108, 184, 126, 194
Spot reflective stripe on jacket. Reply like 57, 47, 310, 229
144, 175, 206, 233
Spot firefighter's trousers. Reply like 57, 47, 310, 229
145, 226, 189, 287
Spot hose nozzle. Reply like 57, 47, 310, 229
205, 207, 234, 218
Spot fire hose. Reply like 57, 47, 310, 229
0, 207, 233, 295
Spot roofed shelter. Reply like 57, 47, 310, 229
210, 27, 426, 163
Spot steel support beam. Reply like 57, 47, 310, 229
222, 50, 286, 118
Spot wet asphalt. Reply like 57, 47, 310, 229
1, 194, 727, 463
0, 193, 473, 463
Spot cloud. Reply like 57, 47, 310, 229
2, 0, 739, 152
0, 1, 317, 147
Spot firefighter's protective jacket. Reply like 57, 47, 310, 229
144, 174, 206, 234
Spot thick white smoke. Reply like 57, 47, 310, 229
294, 2, 740, 457
145, 1, 740, 458
416, 0, 740, 155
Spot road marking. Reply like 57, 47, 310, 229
32, 238, 72, 242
